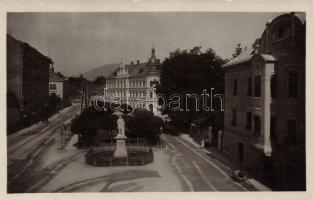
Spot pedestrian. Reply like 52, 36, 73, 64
200, 139, 205, 148
60, 127, 64, 148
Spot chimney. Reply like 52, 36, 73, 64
50, 63, 54, 72
137, 60, 140, 65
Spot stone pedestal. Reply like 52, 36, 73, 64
114, 134, 128, 158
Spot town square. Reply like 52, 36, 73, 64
5, 10, 306, 193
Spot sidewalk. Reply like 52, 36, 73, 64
179, 133, 239, 169
10, 104, 78, 137
179, 133, 270, 191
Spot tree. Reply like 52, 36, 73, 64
232, 43, 243, 59
67, 76, 86, 97
157, 47, 226, 130
71, 106, 117, 148
125, 110, 164, 145
190, 46, 202, 55
94, 75, 106, 85
56, 71, 65, 78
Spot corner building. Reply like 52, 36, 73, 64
222, 12, 305, 190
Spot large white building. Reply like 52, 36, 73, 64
105, 47, 161, 113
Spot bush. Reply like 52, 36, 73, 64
71, 107, 164, 148
85, 146, 153, 166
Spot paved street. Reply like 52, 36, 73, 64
7, 124, 247, 192
164, 134, 246, 191
7, 103, 81, 193
7, 102, 246, 192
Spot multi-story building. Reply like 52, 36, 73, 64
105, 47, 161, 113
49, 69, 69, 108
49, 71, 65, 99
222, 12, 305, 190
7, 34, 52, 133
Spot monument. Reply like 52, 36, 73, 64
114, 115, 128, 158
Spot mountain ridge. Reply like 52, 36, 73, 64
81, 63, 119, 81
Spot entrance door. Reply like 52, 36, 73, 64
238, 142, 244, 164
149, 104, 153, 112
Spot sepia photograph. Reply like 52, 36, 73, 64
4, 8, 308, 195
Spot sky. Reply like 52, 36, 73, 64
7, 12, 284, 76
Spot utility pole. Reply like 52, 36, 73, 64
80, 78, 88, 113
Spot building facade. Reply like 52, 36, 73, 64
105, 48, 161, 113
49, 70, 70, 108
49, 71, 66, 99
222, 12, 305, 190
7, 34, 52, 133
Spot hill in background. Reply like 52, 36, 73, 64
82, 63, 119, 81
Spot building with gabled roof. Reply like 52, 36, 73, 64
7, 34, 52, 133
49, 70, 66, 98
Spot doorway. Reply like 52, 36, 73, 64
149, 104, 153, 112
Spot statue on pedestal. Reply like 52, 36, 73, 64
114, 115, 128, 158
117, 115, 125, 137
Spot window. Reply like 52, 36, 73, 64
288, 72, 298, 98
254, 75, 261, 97
254, 115, 261, 136
287, 119, 297, 145
247, 78, 252, 96
270, 116, 276, 141
150, 79, 159, 87
233, 79, 237, 96
271, 75, 277, 97
49, 83, 56, 90
231, 110, 237, 127
271, 24, 291, 41
246, 112, 252, 130
150, 91, 153, 99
